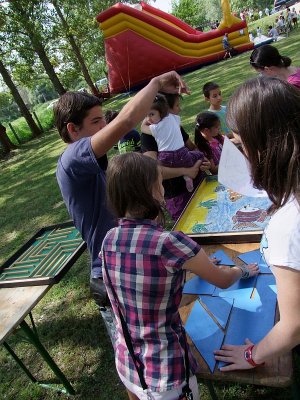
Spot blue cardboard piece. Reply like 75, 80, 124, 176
210, 250, 235, 266
199, 296, 233, 330
183, 276, 215, 295
218, 274, 277, 369
238, 249, 271, 274
213, 276, 257, 299
185, 298, 226, 372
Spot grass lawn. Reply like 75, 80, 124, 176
1, 28, 300, 400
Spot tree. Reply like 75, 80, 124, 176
171, 0, 208, 28
51, 0, 99, 95
0, 58, 42, 137
1, 0, 66, 95
0, 123, 17, 155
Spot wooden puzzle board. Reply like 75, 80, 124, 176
0, 222, 86, 288
174, 176, 272, 243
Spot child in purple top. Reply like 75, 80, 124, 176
101, 152, 259, 400
194, 112, 224, 175
141, 94, 204, 193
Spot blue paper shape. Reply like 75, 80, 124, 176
210, 250, 235, 266
185, 298, 229, 372
218, 274, 277, 368
238, 249, 271, 274
213, 276, 257, 299
199, 296, 233, 330
183, 276, 215, 295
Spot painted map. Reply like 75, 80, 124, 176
174, 176, 272, 235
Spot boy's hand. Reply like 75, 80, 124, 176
154, 71, 190, 95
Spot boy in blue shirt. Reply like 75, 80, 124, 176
203, 81, 233, 139
54, 72, 197, 340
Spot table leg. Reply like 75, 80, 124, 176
202, 380, 219, 400
3, 341, 37, 383
20, 319, 75, 395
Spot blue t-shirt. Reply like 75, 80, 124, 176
56, 137, 116, 278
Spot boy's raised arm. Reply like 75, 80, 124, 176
91, 71, 189, 158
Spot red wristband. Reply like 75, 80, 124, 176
244, 345, 265, 367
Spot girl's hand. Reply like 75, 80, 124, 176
211, 256, 221, 265
237, 263, 259, 279
154, 71, 190, 95
214, 339, 256, 371
199, 157, 211, 171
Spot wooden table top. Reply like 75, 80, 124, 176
179, 242, 293, 388
0, 285, 50, 344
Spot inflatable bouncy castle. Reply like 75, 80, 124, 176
96, 1, 253, 94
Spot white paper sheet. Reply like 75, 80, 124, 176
218, 137, 268, 198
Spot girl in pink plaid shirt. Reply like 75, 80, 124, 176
102, 152, 258, 400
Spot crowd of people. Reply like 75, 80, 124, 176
54, 42, 300, 399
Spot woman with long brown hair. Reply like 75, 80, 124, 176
215, 76, 300, 370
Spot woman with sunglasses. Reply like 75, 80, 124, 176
249, 44, 300, 89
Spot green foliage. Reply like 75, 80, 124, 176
0, 29, 300, 398
171, 0, 206, 28
5, 101, 55, 145
0, 91, 21, 122
230, 0, 273, 12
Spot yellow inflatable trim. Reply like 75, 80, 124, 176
100, 14, 249, 57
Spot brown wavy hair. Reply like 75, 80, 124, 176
106, 152, 164, 222
227, 76, 300, 210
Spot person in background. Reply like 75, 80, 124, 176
214, 76, 300, 372
194, 112, 224, 175
222, 33, 232, 59
249, 44, 300, 89
105, 110, 141, 154
267, 25, 279, 41
102, 151, 259, 399
203, 81, 232, 138
291, 8, 298, 28
256, 26, 262, 36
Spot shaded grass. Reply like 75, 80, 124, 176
0, 28, 300, 400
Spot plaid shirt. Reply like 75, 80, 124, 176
101, 218, 200, 392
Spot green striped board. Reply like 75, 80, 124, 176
0, 222, 86, 288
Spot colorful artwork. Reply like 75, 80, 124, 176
174, 176, 272, 241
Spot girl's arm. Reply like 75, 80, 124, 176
143, 151, 201, 180
214, 265, 300, 370
183, 248, 259, 289
185, 137, 197, 150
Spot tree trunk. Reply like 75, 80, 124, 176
0, 124, 17, 155
30, 36, 66, 96
0, 59, 42, 138
52, 1, 99, 96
